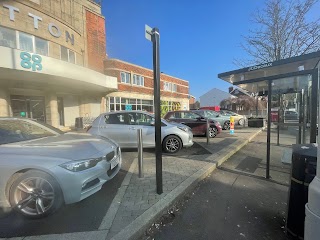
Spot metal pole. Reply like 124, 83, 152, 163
266, 80, 272, 179
137, 129, 144, 178
310, 71, 318, 143
303, 88, 307, 144
277, 94, 280, 146
152, 27, 162, 195
298, 91, 303, 144
207, 118, 209, 145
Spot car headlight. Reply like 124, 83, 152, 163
177, 126, 189, 132
60, 157, 103, 172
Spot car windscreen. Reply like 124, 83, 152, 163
0, 119, 58, 144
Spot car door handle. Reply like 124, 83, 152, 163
181, 122, 185, 124
129, 127, 136, 130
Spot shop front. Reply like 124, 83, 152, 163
0, 45, 118, 128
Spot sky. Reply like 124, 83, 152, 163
100, 0, 293, 99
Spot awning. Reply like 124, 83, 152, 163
218, 51, 320, 93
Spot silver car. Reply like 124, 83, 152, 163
0, 118, 121, 218
88, 111, 194, 153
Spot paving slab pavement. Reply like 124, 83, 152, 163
106, 128, 263, 240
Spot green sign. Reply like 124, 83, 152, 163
20, 111, 26, 117
20, 52, 42, 72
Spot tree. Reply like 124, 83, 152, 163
235, 0, 320, 66
220, 96, 267, 112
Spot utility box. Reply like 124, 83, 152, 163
286, 144, 317, 239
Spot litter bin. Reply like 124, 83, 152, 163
286, 144, 317, 239
75, 117, 84, 129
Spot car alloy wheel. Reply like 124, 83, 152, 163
238, 118, 244, 126
223, 121, 230, 130
208, 127, 218, 138
163, 135, 182, 153
9, 170, 63, 218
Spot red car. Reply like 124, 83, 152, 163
163, 110, 222, 138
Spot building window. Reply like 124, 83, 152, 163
164, 82, 177, 92
35, 37, 48, 56
0, 26, 49, 56
164, 82, 172, 91
19, 32, 33, 52
109, 97, 153, 112
133, 74, 144, 86
121, 72, 131, 84
0, 26, 16, 48
172, 84, 177, 92
61, 46, 76, 64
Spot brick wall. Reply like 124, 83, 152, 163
86, 10, 106, 73
105, 59, 189, 99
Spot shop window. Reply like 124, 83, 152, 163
35, 37, 48, 56
121, 72, 131, 84
0, 26, 16, 48
133, 74, 144, 86
19, 32, 33, 52
108, 97, 154, 113
61, 46, 76, 64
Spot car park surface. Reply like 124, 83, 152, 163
88, 110, 194, 154
163, 110, 222, 138
0, 118, 121, 219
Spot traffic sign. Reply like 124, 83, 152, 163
145, 24, 153, 41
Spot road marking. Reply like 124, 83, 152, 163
99, 158, 138, 230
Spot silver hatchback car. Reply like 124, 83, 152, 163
0, 118, 121, 218
88, 111, 194, 153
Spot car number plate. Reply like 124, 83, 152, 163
110, 157, 119, 169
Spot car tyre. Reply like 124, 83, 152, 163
223, 121, 230, 130
9, 170, 63, 219
163, 135, 182, 154
238, 118, 244, 126
207, 127, 218, 138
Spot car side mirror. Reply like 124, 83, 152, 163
150, 120, 155, 126
216, 114, 220, 117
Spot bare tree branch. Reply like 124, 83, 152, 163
234, 0, 320, 67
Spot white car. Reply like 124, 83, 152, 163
88, 111, 194, 153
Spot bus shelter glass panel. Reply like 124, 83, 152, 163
269, 75, 312, 184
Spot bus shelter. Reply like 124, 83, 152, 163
218, 51, 320, 179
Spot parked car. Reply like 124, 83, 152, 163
163, 110, 222, 138
88, 111, 194, 154
219, 110, 247, 126
284, 110, 299, 121
192, 109, 231, 130
0, 118, 121, 218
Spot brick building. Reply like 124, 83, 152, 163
0, 0, 117, 128
105, 59, 190, 114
